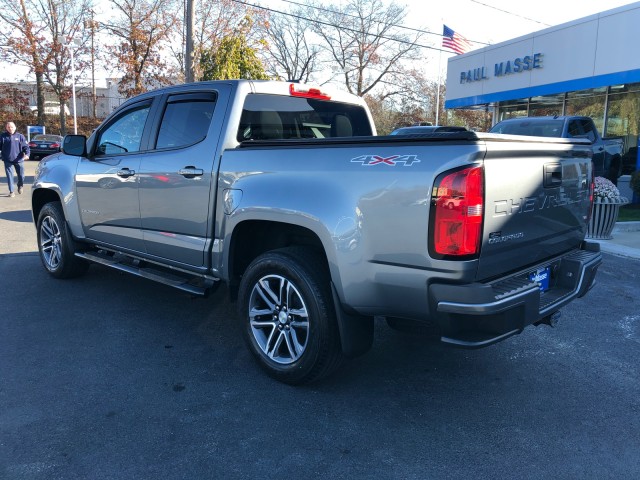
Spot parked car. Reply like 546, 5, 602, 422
28, 134, 63, 160
29, 101, 71, 116
390, 125, 467, 135
489, 116, 624, 182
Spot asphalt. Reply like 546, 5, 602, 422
2, 160, 640, 259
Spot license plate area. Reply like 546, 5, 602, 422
529, 266, 551, 292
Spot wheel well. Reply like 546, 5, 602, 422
228, 221, 327, 296
32, 189, 62, 224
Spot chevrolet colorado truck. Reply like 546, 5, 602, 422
489, 115, 624, 183
31, 80, 602, 384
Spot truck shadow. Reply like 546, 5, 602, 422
0, 209, 33, 223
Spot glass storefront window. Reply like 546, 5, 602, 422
529, 93, 564, 117
565, 87, 607, 133
497, 99, 528, 121
606, 83, 640, 174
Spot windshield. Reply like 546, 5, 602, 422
489, 119, 564, 137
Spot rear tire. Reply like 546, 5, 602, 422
238, 247, 343, 385
36, 202, 89, 279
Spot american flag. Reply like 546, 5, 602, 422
442, 25, 472, 55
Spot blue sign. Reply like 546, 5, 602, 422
27, 125, 45, 141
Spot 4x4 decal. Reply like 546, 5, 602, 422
351, 154, 421, 166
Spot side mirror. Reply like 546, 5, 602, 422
63, 135, 87, 156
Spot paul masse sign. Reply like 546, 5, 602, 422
460, 53, 543, 83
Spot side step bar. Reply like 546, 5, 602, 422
75, 251, 218, 296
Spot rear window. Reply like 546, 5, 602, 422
237, 94, 372, 142
490, 119, 564, 137
32, 135, 62, 141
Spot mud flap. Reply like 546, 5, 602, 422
331, 283, 373, 358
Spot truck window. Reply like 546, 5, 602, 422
490, 119, 564, 137
579, 119, 597, 142
155, 96, 216, 149
237, 94, 372, 142
96, 104, 151, 155
567, 120, 581, 137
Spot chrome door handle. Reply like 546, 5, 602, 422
117, 168, 136, 177
179, 167, 204, 178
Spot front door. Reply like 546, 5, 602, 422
75, 101, 154, 253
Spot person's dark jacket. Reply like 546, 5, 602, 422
1, 131, 30, 163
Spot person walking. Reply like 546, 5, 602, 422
1, 121, 30, 197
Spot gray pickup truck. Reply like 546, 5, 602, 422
32, 80, 602, 384
489, 115, 624, 183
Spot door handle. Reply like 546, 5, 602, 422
117, 168, 136, 178
544, 163, 562, 188
179, 167, 204, 178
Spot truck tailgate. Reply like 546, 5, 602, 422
477, 138, 593, 281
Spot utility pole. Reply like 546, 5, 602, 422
90, 10, 97, 118
185, 0, 195, 83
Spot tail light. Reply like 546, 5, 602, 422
430, 165, 484, 258
50, 143, 61, 148
28, 142, 36, 147
289, 83, 331, 100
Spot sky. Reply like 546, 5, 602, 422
1, 0, 638, 85
261, 0, 638, 75
397, 0, 639, 77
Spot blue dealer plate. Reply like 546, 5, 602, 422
529, 266, 551, 292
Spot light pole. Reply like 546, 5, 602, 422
60, 36, 80, 134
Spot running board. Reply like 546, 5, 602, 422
75, 251, 218, 296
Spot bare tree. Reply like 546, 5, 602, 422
102, 0, 178, 97
41, 0, 92, 134
0, 0, 92, 134
306, 0, 423, 97
261, 11, 319, 82
0, 0, 50, 126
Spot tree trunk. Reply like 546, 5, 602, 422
35, 71, 45, 126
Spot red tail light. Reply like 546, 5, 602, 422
289, 83, 331, 100
28, 142, 36, 147
50, 143, 60, 148
430, 165, 484, 257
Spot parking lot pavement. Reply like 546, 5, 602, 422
0, 160, 38, 255
2, 158, 640, 479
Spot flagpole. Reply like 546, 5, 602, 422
435, 49, 442, 126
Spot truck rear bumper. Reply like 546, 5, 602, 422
429, 241, 602, 348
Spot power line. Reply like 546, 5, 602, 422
279, 0, 491, 46
469, 0, 551, 27
232, 0, 484, 53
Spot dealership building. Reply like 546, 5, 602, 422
445, 1, 640, 175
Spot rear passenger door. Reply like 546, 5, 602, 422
138, 89, 229, 267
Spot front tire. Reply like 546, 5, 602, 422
238, 248, 343, 385
37, 202, 88, 279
